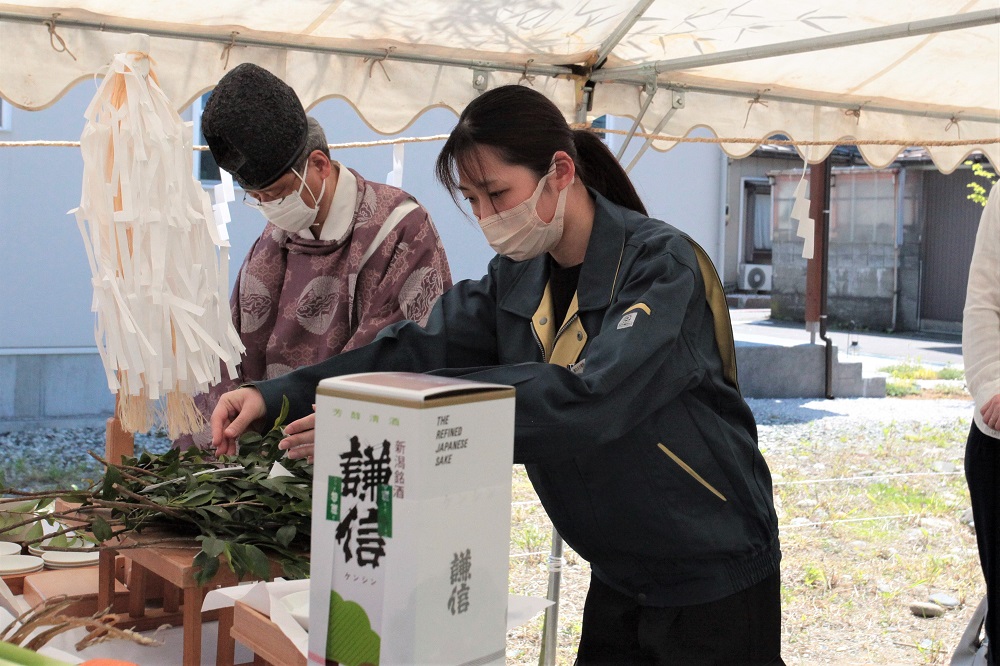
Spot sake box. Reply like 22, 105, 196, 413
309, 372, 516, 666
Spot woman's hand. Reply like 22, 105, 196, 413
982, 394, 1000, 430
279, 409, 317, 462
211, 387, 267, 456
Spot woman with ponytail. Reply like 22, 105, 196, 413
211, 84, 784, 664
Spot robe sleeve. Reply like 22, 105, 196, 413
255, 259, 500, 423
342, 203, 453, 353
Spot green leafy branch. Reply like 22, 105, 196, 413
966, 159, 998, 207
1, 397, 312, 586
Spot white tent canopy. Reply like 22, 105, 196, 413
1, 0, 998, 172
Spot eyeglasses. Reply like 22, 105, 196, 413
242, 191, 285, 209
242, 166, 307, 207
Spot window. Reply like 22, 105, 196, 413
742, 179, 772, 263
191, 92, 221, 182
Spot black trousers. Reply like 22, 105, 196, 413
966, 421, 1000, 665
575, 572, 785, 665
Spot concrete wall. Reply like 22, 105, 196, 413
736, 343, 884, 398
607, 121, 727, 270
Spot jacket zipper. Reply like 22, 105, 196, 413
657, 443, 728, 502
555, 312, 578, 341
530, 323, 547, 363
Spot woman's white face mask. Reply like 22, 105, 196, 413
254, 161, 326, 233
477, 167, 573, 262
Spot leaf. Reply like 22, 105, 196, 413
101, 467, 122, 500
201, 506, 233, 522
91, 515, 113, 542
275, 396, 290, 430
242, 543, 274, 582
199, 535, 226, 558
276, 525, 296, 548
193, 550, 220, 586
178, 487, 216, 507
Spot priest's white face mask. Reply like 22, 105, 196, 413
476, 164, 573, 262
244, 160, 326, 233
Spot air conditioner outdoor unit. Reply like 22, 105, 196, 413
738, 264, 772, 291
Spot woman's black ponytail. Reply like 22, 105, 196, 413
437, 85, 646, 216
572, 129, 647, 216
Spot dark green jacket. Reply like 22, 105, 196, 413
257, 192, 780, 606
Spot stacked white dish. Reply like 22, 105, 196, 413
41, 550, 100, 569
28, 535, 94, 557
0, 542, 22, 557
0, 555, 44, 576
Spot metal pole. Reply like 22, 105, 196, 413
539, 530, 564, 666
591, 8, 1000, 80
614, 83, 657, 161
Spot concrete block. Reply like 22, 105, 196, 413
736, 343, 883, 399
0, 357, 14, 419
42, 354, 114, 417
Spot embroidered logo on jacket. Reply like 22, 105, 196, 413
617, 312, 638, 329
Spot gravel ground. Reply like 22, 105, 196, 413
0, 427, 173, 490
0, 396, 977, 491
0, 396, 984, 665
0, 397, 976, 457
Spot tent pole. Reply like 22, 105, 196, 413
0, 11, 571, 79
592, 8, 1000, 80
594, 0, 657, 66
804, 158, 834, 398
539, 533, 564, 666
615, 82, 657, 161
624, 107, 678, 173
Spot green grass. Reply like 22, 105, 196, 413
880, 360, 966, 381
937, 366, 965, 380
886, 379, 921, 397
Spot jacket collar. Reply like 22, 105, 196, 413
498, 190, 627, 317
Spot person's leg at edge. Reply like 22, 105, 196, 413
966, 422, 1000, 666
637, 572, 784, 666
574, 573, 645, 665
575, 572, 784, 665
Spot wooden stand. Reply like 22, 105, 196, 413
220, 601, 306, 666
23, 566, 129, 616
98, 532, 285, 666
105, 410, 135, 463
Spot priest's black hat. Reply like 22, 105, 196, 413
201, 63, 309, 191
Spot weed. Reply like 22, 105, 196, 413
937, 366, 965, 380
880, 360, 940, 380
886, 379, 921, 397
803, 563, 828, 588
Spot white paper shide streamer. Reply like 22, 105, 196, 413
73, 45, 244, 438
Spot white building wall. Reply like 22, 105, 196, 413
604, 118, 726, 271
0, 88, 718, 428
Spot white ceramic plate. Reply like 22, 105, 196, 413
42, 550, 100, 568
0, 555, 44, 575
28, 535, 94, 557
280, 590, 310, 630
0, 542, 21, 557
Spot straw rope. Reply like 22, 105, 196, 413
2, 128, 997, 151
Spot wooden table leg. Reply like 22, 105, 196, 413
163, 581, 180, 613
97, 549, 117, 612
127, 563, 147, 618
183, 585, 203, 666
215, 605, 236, 666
